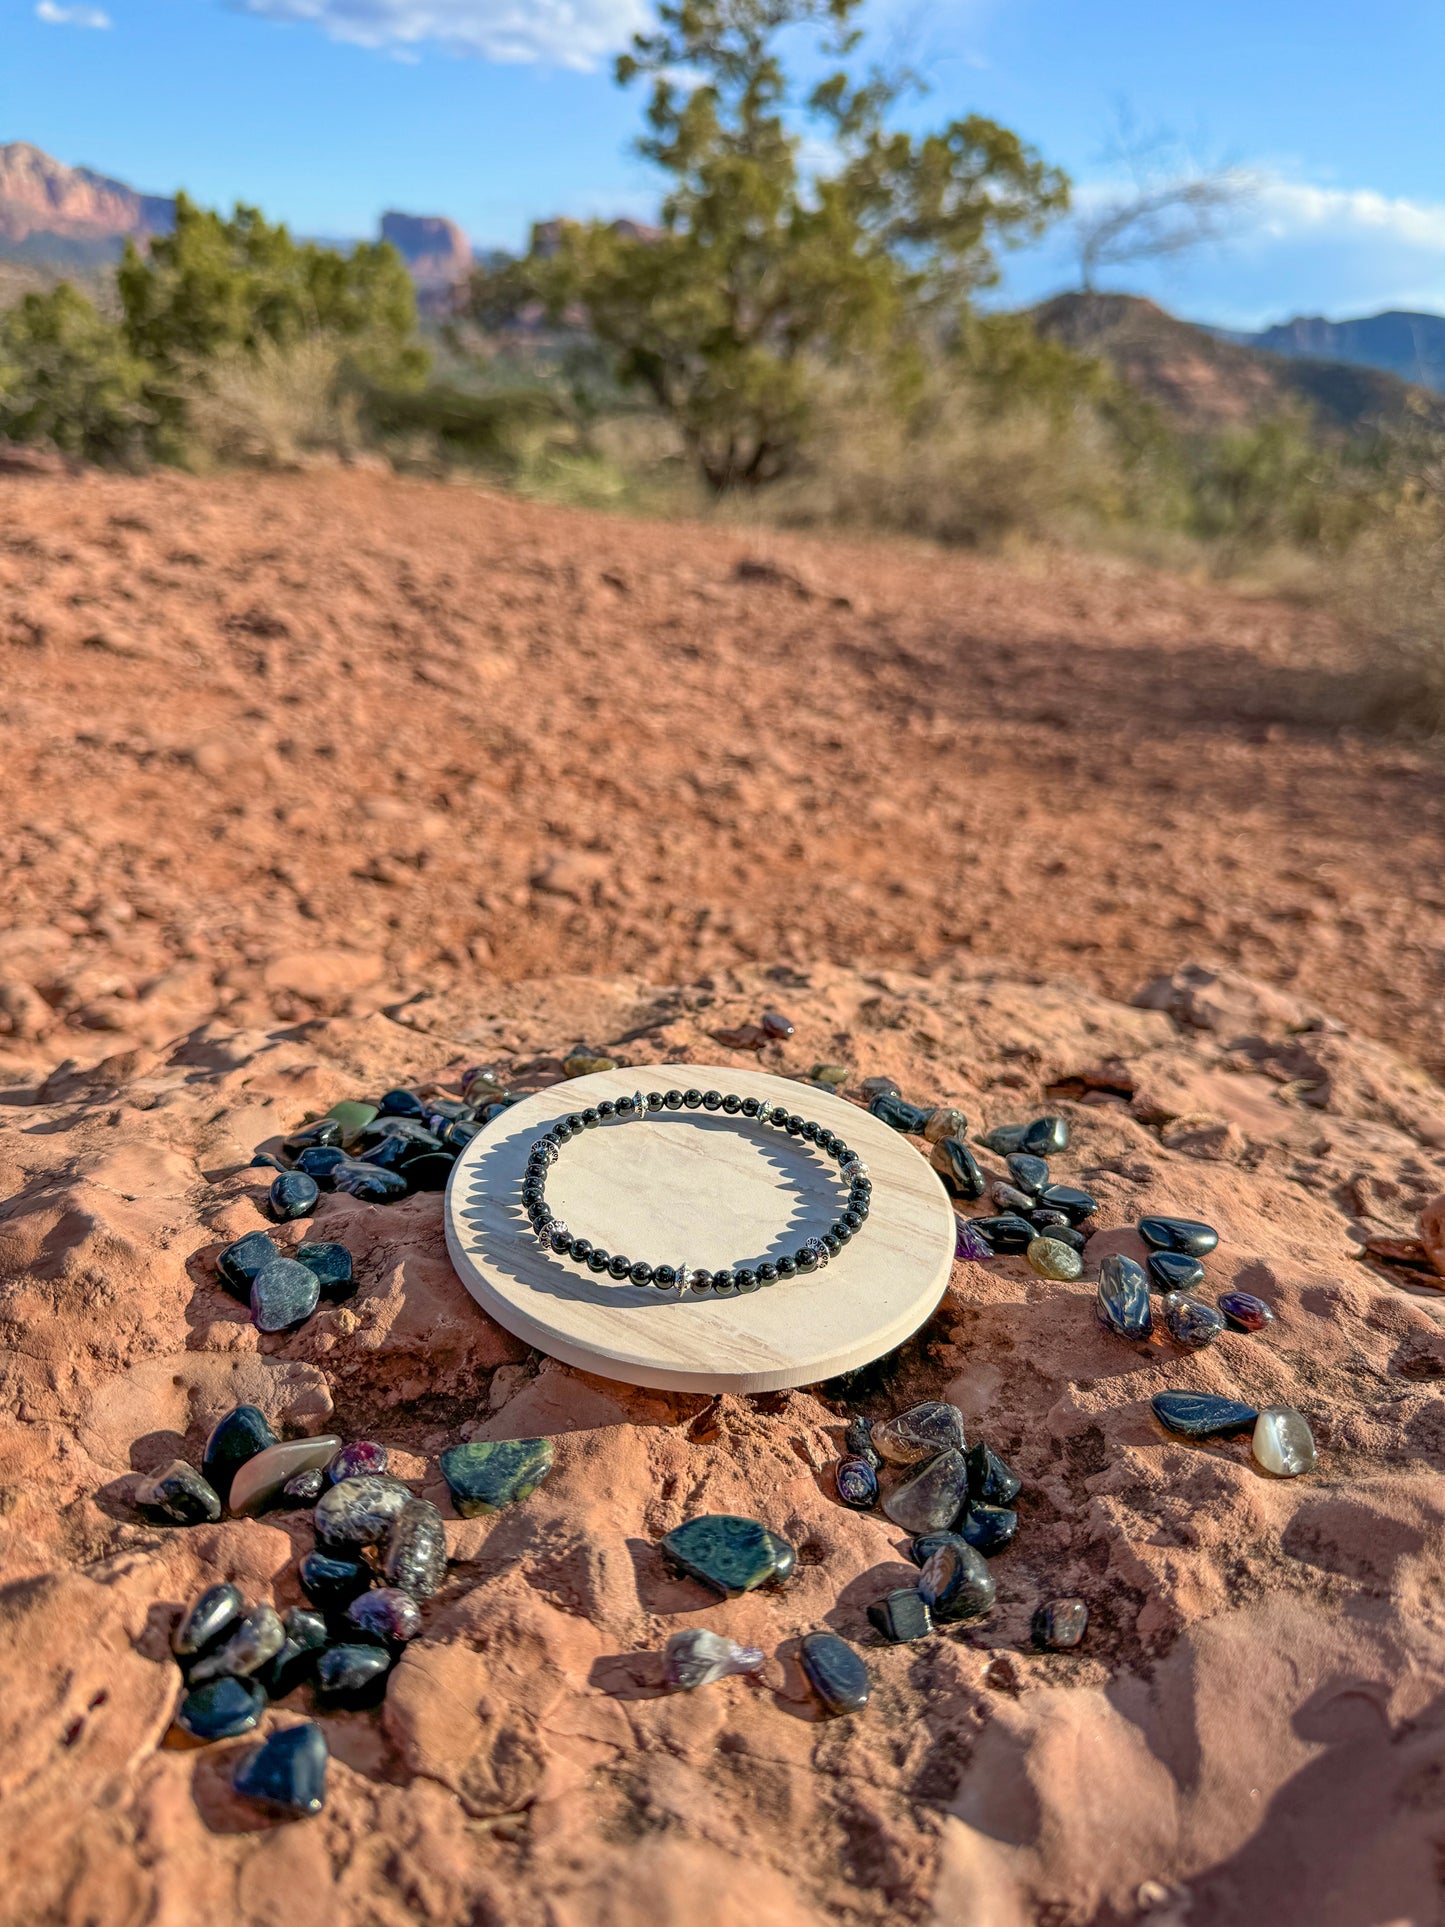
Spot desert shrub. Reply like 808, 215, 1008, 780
1332, 495, 1445, 733
0, 283, 152, 463
180, 336, 364, 467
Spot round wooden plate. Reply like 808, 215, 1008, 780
444, 1062, 957, 1393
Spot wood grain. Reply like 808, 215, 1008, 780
444, 1062, 956, 1393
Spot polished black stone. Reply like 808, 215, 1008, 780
261, 1608, 328, 1698
202, 1405, 278, 1507
282, 1119, 344, 1156
835, 1456, 879, 1510
869, 1092, 931, 1135
1096, 1254, 1153, 1339
881, 1448, 970, 1535
1139, 1215, 1219, 1257
378, 1088, 425, 1117
1163, 1293, 1226, 1348
217, 1231, 281, 1301
251, 1257, 320, 1333
608, 1254, 632, 1279
249, 1153, 286, 1171
315, 1643, 393, 1707
957, 1503, 1018, 1556
682, 1089, 703, 1108
313, 1474, 413, 1548
233, 1720, 328, 1816
916, 1537, 996, 1622
173, 1583, 245, 1662
383, 1498, 448, 1597
872, 1401, 968, 1466
969, 1214, 1035, 1255
991, 1184, 1037, 1216
1020, 1115, 1070, 1156
186, 1603, 285, 1683
268, 1170, 319, 1223
1006, 1153, 1050, 1197
966, 1441, 1022, 1506
330, 1158, 408, 1203
295, 1145, 349, 1185
439, 1438, 554, 1516
1032, 1219, 1086, 1253
799, 1631, 871, 1714
298, 1550, 372, 1612
441, 1119, 480, 1153
1150, 1391, 1259, 1440
660, 1515, 795, 1596
296, 1241, 354, 1300
1038, 1185, 1098, 1224
975, 1123, 1028, 1155
844, 1415, 881, 1469
1032, 1598, 1089, 1651
866, 1589, 933, 1644
1146, 1250, 1206, 1293
176, 1674, 266, 1742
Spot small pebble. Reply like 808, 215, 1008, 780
811, 1062, 852, 1087
296, 1241, 354, 1299
188, 1603, 285, 1684
713, 1023, 768, 1050
1146, 1250, 1205, 1293
660, 1515, 795, 1596
135, 1460, 220, 1526
202, 1404, 278, 1506
176, 1674, 266, 1742
859, 1074, 900, 1098
917, 1538, 996, 1622
834, 1455, 879, 1509
1032, 1598, 1089, 1650
228, 1435, 342, 1516
1139, 1215, 1219, 1257
663, 1628, 765, 1691
250, 1257, 320, 1332
233, 1721, 328, 1817
439, 1437, 554, 1515
1252, 1405, 1316, 1476
881, 1447, 971, 1534
217, 1230, 280, 1300
991, 1182, 1038, 1215
329, 1439, 388, 1483
923, 1106, 967, 1144
298, 1550, 372, 1612
1219, 1290, 1275, 1333
315, 1643, 393, 1707
563, 1051, 618, 1077
463, 1067, 508, 1102
966, 1442, 1022, 1506
314, 1474, 413, 1548
295, 1145, 349, 1184
383, 1498, 449, 1598
867, 1589, 934, 1644
1151, 1391, 1258, 1440
1006, 1152, 1050, 1197
957, 1502, 1018, 1556
1163, 1292, 1225, 1349
1026, 1236, 1083, 1281
871, 1400, 967, 1465
869, 1092, 932, 1135
844, 1414, 881, 1468
975, 1123, 1029, 1155
267, 1170, 319, 1223
799, 1631, 871, 1715
172, 1583, 245, 1663
1096, 1254, 1153, 1339
933, 1137, 986, 1201
1033, 1219, 1086, 1253
283, 1118, 345, 1155
346, 1586, 422, 1646
761, 1010, 795, 1039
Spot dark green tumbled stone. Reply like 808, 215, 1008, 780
250, 1257, 320, 1332
296, 1241, 354, 1299
267, 1170, 319, 1223
1139, 1215, 1219, 1257
325, 1100, 380, 1146
1151, 1391, 1258, 1440
799, 1631, 871, 1714
866, 1589, 933, 1644
176, 1674, 266, 1742
660, 1514, 795, 1596
234, 1720, 328, 1816
439, 1438, 554, 1516
966, 1441, 1022, 1506
202, 1404, 278, 1506
217, 1230, 280, 1301
869, 1092, 931, 1135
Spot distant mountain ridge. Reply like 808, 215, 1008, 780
1230, 310, 1445, 394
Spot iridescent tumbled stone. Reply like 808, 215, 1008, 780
1096, 1254, 1153, 1339
261, 1608, 328, 1699
1032, 1597, 1088, 1650
1038, 1184, 1097, 1224
135, 1460, 221, 1526
234, 1720, 328, 1816
663, 1628, 765, 1691
660, 1515, 795, 1596
933, 1137, 986, 1201
799, 1631, 871, 1715
1252, 1405, 1317, 1476
295, 1241, 354, 1299
1163, 1292, 1225, 1349
1026, 1236, 1083, 1282
346, 1586, 422, 1646
916, 1537, 996, 1622
835, 1455, 879, 1510
871, 1400, 967, 1466
298, 1549, 371, 1612
330, 1158, 408, 1203
1151, 1391, 1258, 1440
969, 1214, 1036, 1254
1219, 1290, 1275, 1333
439, 1437, 554, 1515
866, 1589, 933, 1644
329, 1439, 388, 1483
923, 1106, 968, 1144
881, 1447, 970, 1534
1020, 1115, 1070, 1156
1139, 1215, 1219, 1257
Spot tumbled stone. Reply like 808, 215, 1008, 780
295, 1145, 349, 1185
923, 1106, 967, 1144
1032, 1219, 1086, 1253
261, 1608, 328, 1699
869, 1092, 931, 1135
811, 1062, 852, 1087
957, 1503, 1018, 1556
331, 1158, 409, 1202
1163, 1292, 1225, 1349
283, 1467, 326, 1505
329, 1440, 388, 1483
234, 1721, 328, 1817
284, 1118, 346, 1156
1038, 1184, 1097, 1223
991, 1183, 1038, 1215
975, 1123, 1029, 1155
296, 1241, 354, 1299
172, 1583, 245, 1662
955, 1218, 993, 1261
346, 1586, 422, 1645
315, 1643, 393, 1707
1253, 1405, 1317, 1476
1139, 1215, 1219, 1256
969, 1214, 1035, 1254
1146, 1250, 1206, 1293
383, 1498, 448, 1598
267, 1170, 319, 1223
663, 1628, 765, 1691
379, 1088, 425, 1117
1026, 1236, 1083, 1281
464, 1067, 509, 1103
866, 1589, 933, 1644
966, 1441, 1022, 1506
917, 1538, 996, 1622
859, 1074, 900, 1098
135, 1460, 220, 1526
251, 1257, 320, 1333
398, 1150, 454, 1192
1219, 1290, 1275, 1333
799, 1631, 871, 1715
217, 1230, 280, 1301
1096, 1254, 1153, 1339
188, 1603, 285, 1684
325, 1100, 379, 1146
660, 1515, 795, 1596
564, 1051, 619, 1077
834, 1456, 879, 1510
439, 1438, 554, 1516
881, 1448, 970, 1534
1020, 1115, 1070, 1156
1151, 1391, 1258, 1440
871, 1400, 967, 1466
176, 1674, 266, 1742
298, 1550, 372, 1612
713, 1023, 768, 1050
228, 1435, 342, 1516
1006, 1152, 1050, 1197
358, 1116, 446, 1152
249, 1153, 285, 1172
202, 1405, 278, 1506
1032, 1598, 1088, 1650
761, 1010, 795, 1039
313, 1474, 413, 1548
932, 1137, 986, 1201
844, 1414, 881, 1468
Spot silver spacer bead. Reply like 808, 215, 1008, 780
631, 1090, 648, 1119
756, 1101, 773, 1123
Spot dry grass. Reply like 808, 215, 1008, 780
1333, 505, 1445, 734
181, 336, 363, 468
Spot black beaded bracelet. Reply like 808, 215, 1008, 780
521, 1088, 872, 1295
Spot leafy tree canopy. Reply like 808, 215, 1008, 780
474, 0, 1068, 489
0, 283, 152, 463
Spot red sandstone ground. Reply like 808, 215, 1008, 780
3, 469, 1445, 1927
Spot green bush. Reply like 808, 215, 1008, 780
0, 283, 152, 463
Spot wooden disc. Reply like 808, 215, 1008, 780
444, 1062, 956, 1394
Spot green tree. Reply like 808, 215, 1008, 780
474, 0, 1067, 490
0, 283, 152, 463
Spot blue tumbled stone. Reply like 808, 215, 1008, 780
176, 1674, 266, 1742
957, 1502, 1018, 1556
234, 1720, 328, 1815
834, 1456, 879, 1510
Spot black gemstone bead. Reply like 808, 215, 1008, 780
630, 1262, 654, 1285
712, 1268, 735, 1293
683, 1089, 703, 1108
757, 1262, 779, 1284
571, 1238, 593, 1260
785, 1114, 803, 1135
722, 1094, 742, 1114
581, 1108, 600, 1128
597, 1100, 616, 1119
608, 1254, 632, 1279
796, 1246, 820, 1271
842, 1210, 863, 1231
654, 1265, 677, 1288
690, 1269, 713, 1292
832, 1221, 853, 1243
741, 1097, 760, 1117
801, 1121, 819, 1142
733, 1268, 757, 1292
566, 1113, 585, 1132
822, 1233, 840, 1255
702, 1090, 722, 1110
665, 1091, 684, 1109
646, 1091, 666, 1110
776, 1256, 798, 1279
586, 1248, 610, 1272
615, 1096, 636, 1115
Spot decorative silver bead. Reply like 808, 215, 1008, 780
675, 1266, 692, 1293
756, 1101, 773, 1123
804, 1237, 829, 1270
840, 1156, 868, 1180
547, 1221, 569, 1252
631, 1090, 648, 1119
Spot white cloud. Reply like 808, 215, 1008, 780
35, 0, 112, 23
1253, 176, 1445, 254
229, 0, 649, 68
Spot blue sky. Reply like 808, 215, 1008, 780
6, 0, 1445, 328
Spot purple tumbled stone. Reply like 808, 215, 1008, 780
955, 1219, 992, 1262
1218, 1290, 1275, 1333
329, 1440, 389, 1484
345, 1586, 422, 1645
